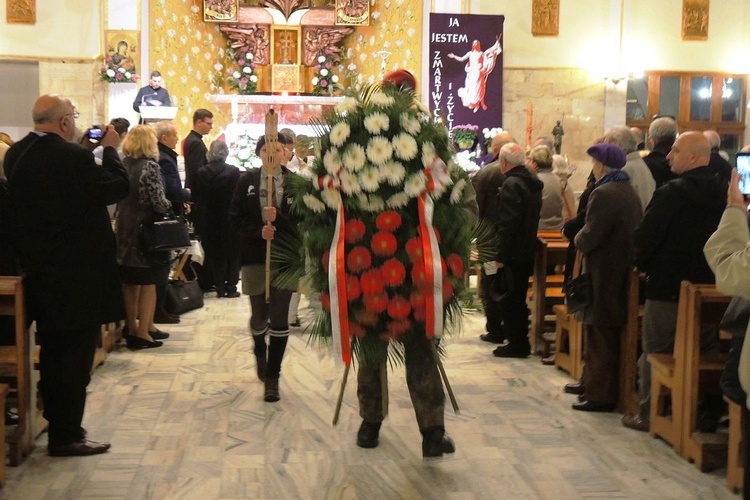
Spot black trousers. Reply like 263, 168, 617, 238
498, 260, 534, 353
37, 324, 99, 446
209, 252, 241, 295
480, 269, 504, 340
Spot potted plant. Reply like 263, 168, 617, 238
451, 124, 478, 150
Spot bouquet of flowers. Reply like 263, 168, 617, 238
98, 57, 138, 83
285, 85, 474, 367
311, 53, 341, 95
227, 132, 261, 170
227, 46, 258, 95
451, 124, 478, 148
482, 126, 504, 149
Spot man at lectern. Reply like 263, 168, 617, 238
132, 71, 171, 113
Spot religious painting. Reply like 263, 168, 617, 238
203, 0, 239, 23
682, 0, 709, 41
532, 0, 558, 36
6, 0, 36, 24
428, 13, 505, 132
335, 0, 369, 26
104, 30, 139, 76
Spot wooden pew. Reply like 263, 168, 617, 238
529, 235, 568, 354
679, 285, 730, 471
619, 269, 644, 415
552, 304, 583, 379
724, 396, 745, 494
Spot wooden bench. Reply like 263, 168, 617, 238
529, 236, 568, 354
619, 269, 644, 415
552, 304, 583, 379
724, 396, 745, 494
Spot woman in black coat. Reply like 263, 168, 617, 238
196, 140, 241, 297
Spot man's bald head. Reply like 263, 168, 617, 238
667, 131, 711, 175
491, 131, 515, 156
32, 94, 77, 141
498, 142, 525, 174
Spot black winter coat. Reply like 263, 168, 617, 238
183, 130, 206, 193
643, 141, 677, 189
494, 165, 543, 264
196, 160, 241, 257
635, 165, 726, 301
157, 142, 190, 215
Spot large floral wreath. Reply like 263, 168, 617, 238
284, 85, 474, 367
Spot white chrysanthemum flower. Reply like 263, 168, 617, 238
364, 112, 390, 134
250, 75, 258, 82
359, 167, 380, 192
386, 192, 410, 209
368, 91, 395, 108
336, 96, 358, 114
421, 142, 436, 167
303, 194, 326, 213
330, 122, 350, 147
233, 71, 241, 78
312, 77, 319, 85
243, 66, 252, 74
392, 133, 418, 161
124, 72, 132, 79
320, 68, 329, 77
338, 170, 362, 195
251, 157, 263, 168
363, 195, 385, 212
366, 136, 393, 166
321, 188, 342, 209
404, 172, 427, 197
106, 69, 116, 77
318, 55, 326, 63
332, 75, 339, 83
450, 179, 467, 205
379, 161, 406, 186
118, 67, 126, 73
237, 149, 251, 160
323, 148, 342, 174
247, 53, 253, 61
399, 113, 421, 136
342, 144, 366, 172
415, 100, 431, 118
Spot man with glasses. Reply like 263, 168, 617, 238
4, 94, 129, 456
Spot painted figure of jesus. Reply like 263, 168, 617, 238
447, 34, 502, 113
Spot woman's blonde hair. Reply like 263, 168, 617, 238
528, 145, 553, 170
121, 125, 159, 160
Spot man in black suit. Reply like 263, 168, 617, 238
4, 94, 129, 456
183, 108, 213, 195
643, 116, 678, 189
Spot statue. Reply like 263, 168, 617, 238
552, 120, 564, 154
302, 27, 353, 66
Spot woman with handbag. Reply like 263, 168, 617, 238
229, 134, 300, 402
116, 125, 173, 349
568, 143, 642, 412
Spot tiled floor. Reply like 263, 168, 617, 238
3, 294, 739, 499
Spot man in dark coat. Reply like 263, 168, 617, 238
471, 131, 514, 344
622, 131, 726, 432
4, 94, 129, 456
643, 116, 678, 189
183, 108, 213, 195
196, 140, 241, 298
703, 130, 732, 187
492, 142, 543, 358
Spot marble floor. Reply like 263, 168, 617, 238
3, 293, 739, 499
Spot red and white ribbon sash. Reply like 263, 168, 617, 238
328, 203, 351, 365
418, 193, 443, 339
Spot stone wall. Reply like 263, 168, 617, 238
38, 60, 104, 138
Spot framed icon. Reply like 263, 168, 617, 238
204, 0, 239, 23
104, 30, 139, 76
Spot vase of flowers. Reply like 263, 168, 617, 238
98, 57, 138, 84
227, 132, 261, 170
451, 124, 478, 150
227, 46, 258, 95
311, 52, 341, 95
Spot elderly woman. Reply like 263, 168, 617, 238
196, 139, 241, 298
526, 145, 574, 230
569, 143, 642, 412
116, 125, 172, 349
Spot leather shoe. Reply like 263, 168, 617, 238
264, 378, 280, 402
223, 291, 241, 298
48, 439, 111, 457
621, 414, 649, 432
493, 345, 530, 358
148, 329, 170, 340
126, 336, 163, 349
357, 421, 381, 449
480, 333, 504, 344
563, 382, 584, 395
153, 312, 180, 324
572, 400, 616, 412
421, 427, 456, 458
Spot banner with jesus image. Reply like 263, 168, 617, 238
427, 13, 505, 135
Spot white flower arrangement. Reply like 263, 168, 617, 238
365, 136, 393, 166
392, 133, 418, 161
311, 52, 341, 95
342, 144, 366, 172
330, 122, 350, 147
364, 112, 390, 134
380, 160, 406, 186
324, 148, 342, 174
359, 167, 380, 192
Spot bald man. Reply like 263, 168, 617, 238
622, 131, 726, 432
4, 94, 128, 456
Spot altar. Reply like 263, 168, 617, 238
207, 93, 343, 168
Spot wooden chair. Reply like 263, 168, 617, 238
0, 276, 41, 465
680, 285, 730, 471
0, 383, 8, 485
724, 396, 745, 494
552, 304, 583, 379
618, 269, 644, 415
529, 236, 568, 354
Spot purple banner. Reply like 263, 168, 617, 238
428, 13, 505, 135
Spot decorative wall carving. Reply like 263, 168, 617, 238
335, 0, 369, 26
531, 0, 559, 37
259, 0, 309, 21
7, 0, 36, 24
682, 0, 709, 41
220, 24, 272, 64
302, 27, 353, 66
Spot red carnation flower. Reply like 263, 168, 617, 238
387, 319, 411, 336
346, 274, 361, 301
360, 268, 385, 296
387, 294, 411, 320
349, 321, 366, 339
356, 309, 379, 327
371, 231, 397, 257
405, 237, 424, 262
345, 219, 366, 244
321, 292, 331, 311
381, 258, 406, 287
443, 279, 454, 304
346, 246, 372, 274
411, 262, 430, 289
363, 292, 388, 313
446, 253, 464, 277
322, 251, 330, 274
376, 211, 402, 232
409, 289, 425, 309
412, 305, 426, 322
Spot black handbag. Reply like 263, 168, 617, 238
565, 251, 592, 314
141, 213, 191, 252
165, 279, 204, 315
